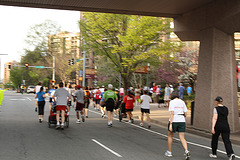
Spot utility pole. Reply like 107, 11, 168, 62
52, 56, 55, 85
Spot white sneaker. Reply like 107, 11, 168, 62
229, 154, 235, 160
165, 151, 172, 157
209, 153, 217, 159
76, 120, 81, 124
140, 123, 143, 127
128, 120, 131, 123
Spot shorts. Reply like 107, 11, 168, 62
95, 99, 101, 104
75, 102, 84, 111
126, 109, 133, 112
84, 99, 90, 108
49, 98, 53, 103
106, 98, 115, 112
56, 105, 67, 111
141, 108, 150, 114
168, 122, 186, 133
164, 95, 170, 101
67, 101, 72, 106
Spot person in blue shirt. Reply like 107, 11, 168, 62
178, 83, 185, 99
186, 85, 192, 96
35, 87, 46, 123
48, 85, 55, 109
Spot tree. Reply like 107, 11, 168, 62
80, 13, 181, 90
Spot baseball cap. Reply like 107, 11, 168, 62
76, 85, 81, 89
215, 96, 223, 102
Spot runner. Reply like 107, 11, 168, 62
48, 85, 55, 110
140, 89, 152, 128
53, 82, 71, 130
209, 96, 235, 160
84, 86, 91, 118
123, 89, 135, 123
73, 85, 85, 124
134, 85, 141, 106
103, 84, 118, 127
34, 82, 42, 112
165, 91, 190, 160
95, 87, 101, 111
35, 87, 46, 123
100, 88, 107, 118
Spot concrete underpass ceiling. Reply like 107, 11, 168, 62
0, 0, 215, 17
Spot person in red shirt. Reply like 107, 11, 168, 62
123, 89, 135, 123
152, 83, 158, 103
95, 87, 102, 111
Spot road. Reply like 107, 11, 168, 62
0, 91, 240, 160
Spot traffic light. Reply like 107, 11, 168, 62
50, 80, 55, 84
24, 63, 29, 68
71, 58, 74, 65
68, 59, 71, 65
8, 63, 11, 69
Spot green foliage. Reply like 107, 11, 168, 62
80, 13, 181, 89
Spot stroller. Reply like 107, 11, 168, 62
48, 104, 69, 128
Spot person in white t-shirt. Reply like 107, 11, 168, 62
165, 91, 190, 160
140, 90, 152, 128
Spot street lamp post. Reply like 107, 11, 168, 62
147, 63, 150, 89
52, 55, 55, 85
82, 40, 86, 87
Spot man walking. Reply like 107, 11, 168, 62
53, 82, 71, 130
73, 85, 85, 124
178, 83, 185, 99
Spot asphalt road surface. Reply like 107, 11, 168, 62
0, 91, 240, 160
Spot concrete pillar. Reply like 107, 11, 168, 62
194, 27, 240, 132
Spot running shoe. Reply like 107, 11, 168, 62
61, 125, 64, 130
76, 120, 81, 124
131, 118, 134, 123
82, 116, 85, 122
165, 151, 172, 157
101, 113, 104, 118
140, 123, 143, 127
229, 154, 235, 160
148, 125, 151, 129
209, 154, 217, 158
86, 116, 88, 118
185, 151, 191, 160
56, 125, 60, 129
35, 108, 37, 112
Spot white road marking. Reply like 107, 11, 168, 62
10, 99, 26, 101
26, 97, 32, 101
92, 139, 122, 158
89, 109, 240, 159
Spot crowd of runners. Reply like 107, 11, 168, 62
33, 81, 235, 160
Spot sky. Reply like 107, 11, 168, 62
0, 5, 80, 80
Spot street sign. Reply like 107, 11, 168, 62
85, 69, 96, 75
135, 66, 149, 74
76, 59, 83, 62
85, 74, 95, 79
35, 66, 45, 68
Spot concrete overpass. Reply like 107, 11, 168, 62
0, 0, 239, 132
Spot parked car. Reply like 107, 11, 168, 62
27, 86, 35, 94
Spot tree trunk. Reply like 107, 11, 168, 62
122, 75, 130, 95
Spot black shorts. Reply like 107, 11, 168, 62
126, 109, 133, 112
75, 102, 84, 111
141, 108, 150, 114
168, 122, 186, 133
106, 98, 115, 112
84, 99, 90, 108
67, 101, 72, 106
38, 101, 45, 115
95, 99, 100, 104
49, 98, 53, 103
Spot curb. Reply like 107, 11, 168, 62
135, 115, 240, 145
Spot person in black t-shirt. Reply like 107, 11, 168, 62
209, 96, 235, 160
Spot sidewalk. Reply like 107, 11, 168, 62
133, 103, 240, 145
